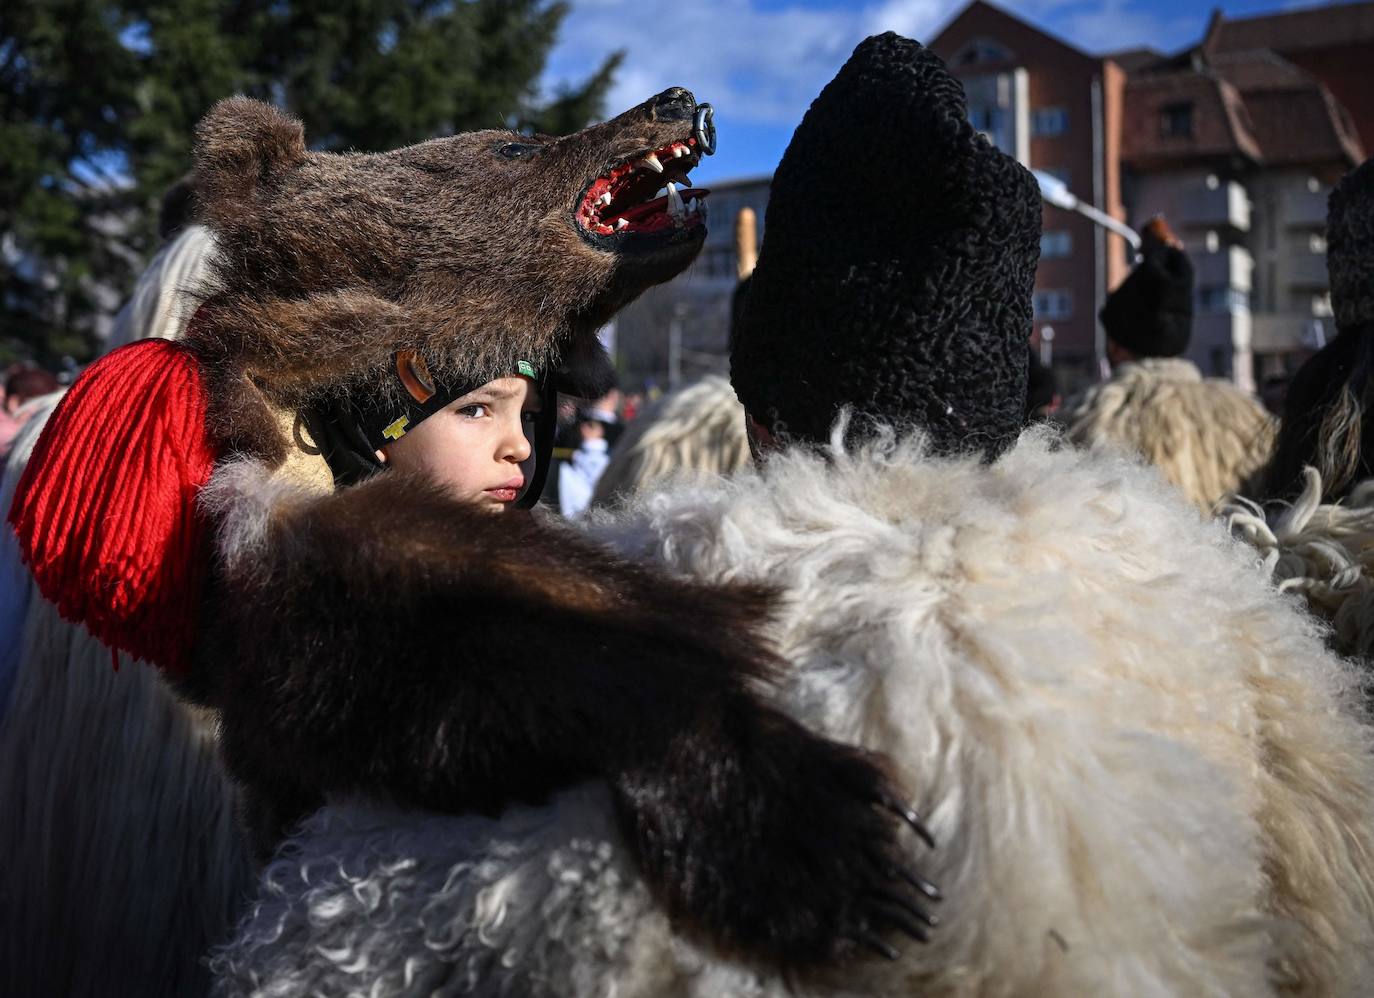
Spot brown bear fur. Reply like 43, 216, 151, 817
187, 90, 709, 463
186, 463, 937, 971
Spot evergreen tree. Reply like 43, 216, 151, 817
1, 0, 619, 364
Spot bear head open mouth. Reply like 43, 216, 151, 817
574, 107, 714, 248
567, 90, 715, 257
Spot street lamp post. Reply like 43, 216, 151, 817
1033, 170, 1140, 251
1032, 170, 1139, 380
1039, 325, 1054, 367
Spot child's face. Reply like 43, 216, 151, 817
380, 376, 541, 511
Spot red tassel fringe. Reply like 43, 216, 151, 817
6, 339, 218, 675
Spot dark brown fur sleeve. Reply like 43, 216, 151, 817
193, 470, 936, 969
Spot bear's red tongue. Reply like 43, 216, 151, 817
612, 187, 709, 232
615, 198, 667, 225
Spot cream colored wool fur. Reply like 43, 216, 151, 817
590, 374, 750, 508
0, 399, 253, 997
1060, 357, 1275, 510
211, 424, 1374, 997
1226, 469, 1374, 663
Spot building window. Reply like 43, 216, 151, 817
1031, 106, 1068, 136
1032, 289, 1073, 320
968, 107, 1003, 133
1161, 102, 1193, 138
1196, 286, 1250, 313
953, 38, 1013, 67
694, 247, 734, 280
1040, 231, 1072, 258
1208, 347, 1229, 377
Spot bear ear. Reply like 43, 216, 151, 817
194, 96, 306, 216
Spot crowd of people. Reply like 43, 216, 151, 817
4, 28, 1374, 998
0, 365, 60, 462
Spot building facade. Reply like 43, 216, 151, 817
613, 0, 1371, 397
930, 1, 1130, 389
614, 176, 770, 391
1121, 20, 1366, 389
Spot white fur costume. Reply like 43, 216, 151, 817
0, 238, 251, 997
210, 426, 1374, 997
1060, 357, 1275, 511
104, 224, 217, 351
0, 394, 252, 997
1226, 469, 1374, 664
590, 374, 750, 508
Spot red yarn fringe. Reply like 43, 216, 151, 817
7, 339, 218, 675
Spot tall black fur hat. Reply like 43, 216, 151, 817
1099, 236, 1194, 358
729, 32, 1041, 458
1328, 156, 1374, 331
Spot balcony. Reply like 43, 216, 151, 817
1282, 251, 1330, 289
1251, 311, 1332, 353
1281, 188, 1328, 228
1192, 245, 1253, 292
1189, 312, 1253, 384
1182, 180, 1250, 233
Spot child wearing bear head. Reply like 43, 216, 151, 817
310, 351, 552, 510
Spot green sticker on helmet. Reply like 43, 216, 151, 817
517, 360, 537, 380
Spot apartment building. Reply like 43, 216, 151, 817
615, 1, 1371, 396
1202, 4, 1374, 153
1122, 14, 1366, 388
933, 1, 1368, 392
930, 1, 1130, 387
613, 175, 770, 390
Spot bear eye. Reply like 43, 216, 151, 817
496, 142, 542, 160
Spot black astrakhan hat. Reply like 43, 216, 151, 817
1329, 156, 1374, 331
729, 32, 1041, 458
1099, 242, 1194, 358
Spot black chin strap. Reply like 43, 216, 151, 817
299, 400, 385, 490
517, 375, 558, 508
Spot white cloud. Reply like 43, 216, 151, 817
544, 0, 1205, 128
1051, 0, 1194, 55
544, 0, 966, 127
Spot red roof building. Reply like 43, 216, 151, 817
931, 1, 1131, 384
1201, 3, 1374, 155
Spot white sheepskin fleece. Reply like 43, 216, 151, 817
209, 785, 792, 998
198, 454, 330, 574
1060, 357, 1275, 511
1225, 468, 1374, 663
590, 374, 750, 508
211, 425, 1374, 997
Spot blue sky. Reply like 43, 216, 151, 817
542, 0, 1341, 185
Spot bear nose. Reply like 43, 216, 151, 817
651, 87, 697, 122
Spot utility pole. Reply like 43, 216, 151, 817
1040, 325, 1055, 368
735, 207, 758, 280
668, 302, 686, 391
